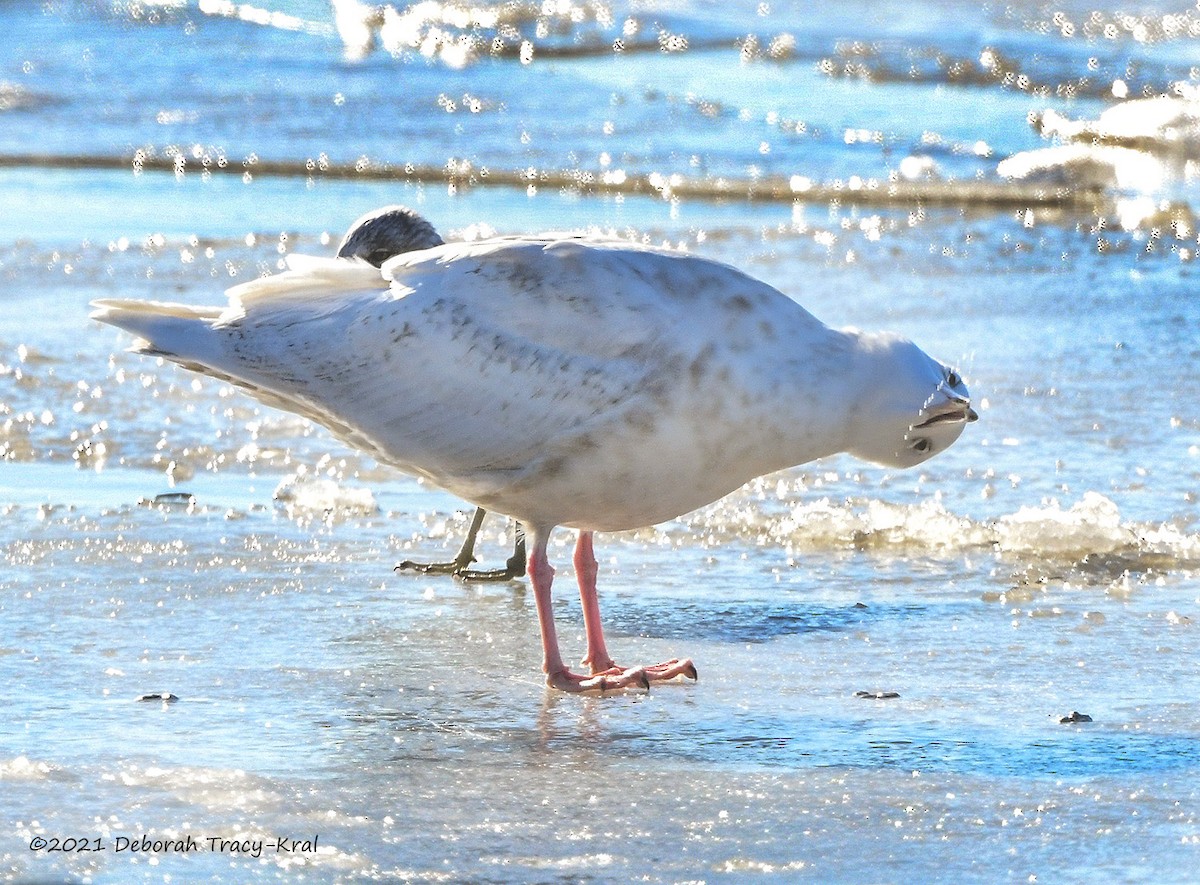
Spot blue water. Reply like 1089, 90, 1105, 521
2, 1, 1200, 882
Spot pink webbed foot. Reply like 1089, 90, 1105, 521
643, 657, 698, 682
586, 656, 698, 684
546, 666, 651, 694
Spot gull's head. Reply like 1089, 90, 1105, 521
336, 205, 445, 267
844, 333, 978, 469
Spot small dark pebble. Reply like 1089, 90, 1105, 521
139, 492, 196, 509
155, 492, 195, 505
855, 690, 900, 699
138, 692, 179, 703
1058, 711, 1092, 724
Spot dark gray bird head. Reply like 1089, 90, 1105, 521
336, 205, 444, 267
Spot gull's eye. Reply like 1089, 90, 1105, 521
946, 370, 961, 388
911, 438, 932, 453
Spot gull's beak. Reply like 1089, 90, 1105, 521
954, 392, 980, 423
913, 394, 978, 429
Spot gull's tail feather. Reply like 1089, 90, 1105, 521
91, 296, 385, 458
90, 299, 227, 372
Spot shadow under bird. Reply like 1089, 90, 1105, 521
335, 206, 527, 581
92, 227, 977, 692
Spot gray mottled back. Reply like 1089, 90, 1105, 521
336, 205, 444, 267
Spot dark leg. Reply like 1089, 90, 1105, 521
396, 510, 527, 582
457, 523, 527, 581
396, 507, 486, 575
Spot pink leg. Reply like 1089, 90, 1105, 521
527, 529, 649, 693
574, 531, 616, 673
528, 532, 567, 680
572, 531, 698, 684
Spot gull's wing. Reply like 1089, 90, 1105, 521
326, 239, 771, 487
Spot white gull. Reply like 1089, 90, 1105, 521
92, 236, 977, 692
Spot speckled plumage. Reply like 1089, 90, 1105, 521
93, 237, 971, 531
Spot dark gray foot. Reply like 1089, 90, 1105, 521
455, 535, 527, 582
395, 543, 524, 581
394, 509, 526, 582
395, 554, 476, 576
396, 507, 485, 577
